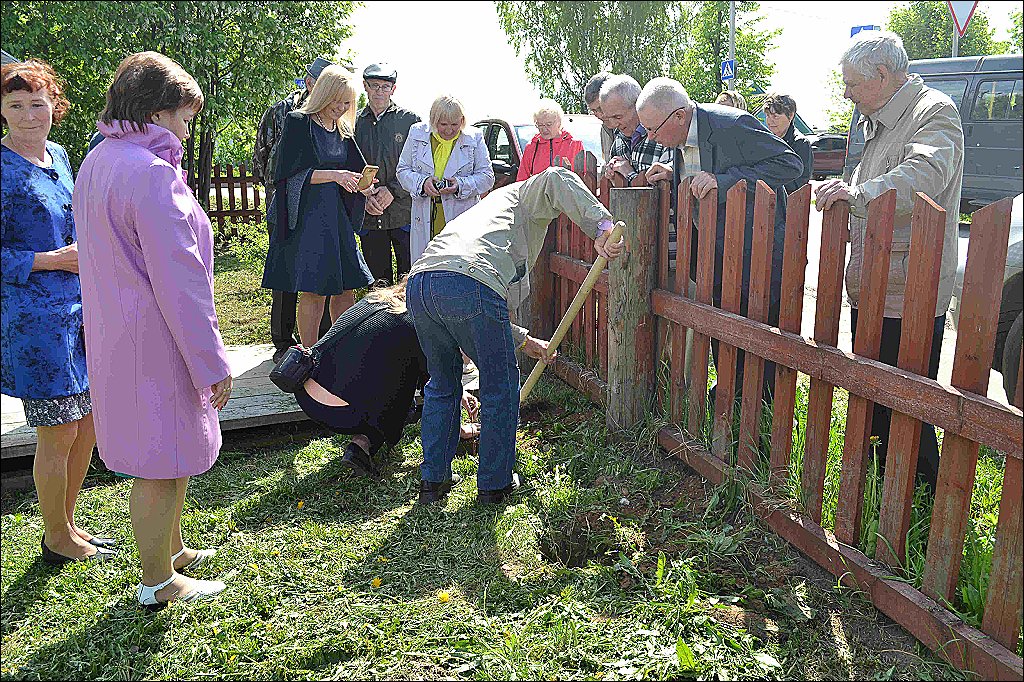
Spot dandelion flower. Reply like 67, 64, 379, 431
297, 500, 304, 509
377, 556, 389, 563
371, 577, 382, 589
438, 591, 451, 603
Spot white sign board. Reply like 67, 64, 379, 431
947, 1, 979, 38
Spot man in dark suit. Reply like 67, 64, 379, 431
640, 77, 804, 400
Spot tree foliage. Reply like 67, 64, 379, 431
669, 1, 778, 106
1, 1, 357, 206
494, 1, 778, 113
1011, 8, 1023, 54
822, 69, 854, 134
886, 1, 1008, 61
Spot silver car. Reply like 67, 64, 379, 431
950, 193, 1023, 400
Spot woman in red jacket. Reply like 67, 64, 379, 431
516, 99, 584, 181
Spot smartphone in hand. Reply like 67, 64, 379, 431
357, 165, 379, 192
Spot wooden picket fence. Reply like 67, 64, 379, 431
528, 158, 1023, 679
187, 162, 265, 243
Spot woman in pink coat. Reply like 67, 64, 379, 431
74, 52, 232, 608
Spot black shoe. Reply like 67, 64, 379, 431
477, 473, 522, 505
41, 538, 116, 566
340, 441, 380, 479
418, 479, 453, 505
87, 536, 118, 548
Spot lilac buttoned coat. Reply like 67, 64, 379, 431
73, 122, 231, 479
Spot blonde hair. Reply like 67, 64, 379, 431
533, 98, 564, 125
715, 90, 747, 111
364, 275, 409, 314
428, 95, 466, 133
297, 65, 357, 136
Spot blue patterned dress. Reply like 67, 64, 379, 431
1, 142, 90, 422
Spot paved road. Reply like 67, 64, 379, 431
802, 181, 1009, 406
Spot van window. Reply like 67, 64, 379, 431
925, 78, 968, 109
971, 79, 1023, 121
493, 125, 514, 164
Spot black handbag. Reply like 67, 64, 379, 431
269, 345, 318, 393
269, 300, 387, 393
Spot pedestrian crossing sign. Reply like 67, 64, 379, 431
721, 59, 736, 82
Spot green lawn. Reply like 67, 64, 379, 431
1, 377, 962, 680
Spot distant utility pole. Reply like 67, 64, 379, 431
728, 1, 736, 66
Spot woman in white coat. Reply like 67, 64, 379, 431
398, 95, 494, 263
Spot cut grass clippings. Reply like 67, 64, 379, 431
2, 376, 964, 680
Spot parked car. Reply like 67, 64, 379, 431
950, 193, 1023, 401
844, 54, 1023, 214
472, 114, 604, 189
808, 133, 847, 180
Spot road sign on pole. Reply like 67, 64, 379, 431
948, 1, 979, 38
721, 59, 736, 82
850, 25, 881, 38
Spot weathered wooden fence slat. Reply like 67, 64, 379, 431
671, 177, 693, 424
738, 181, 776, 472
876, 193, 946, 567
768, 183, 811, 482
687, 193, 717, 438
835, 190, 896, 546
923, 197, 1014, 604
711, 181, 748, 460
801, 200, 850, 523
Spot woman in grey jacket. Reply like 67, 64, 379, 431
397, 95, 494, 263
406, 167, 623, 505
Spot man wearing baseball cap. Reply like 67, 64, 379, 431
253, 57, 335, 363
354, 63, 421, 286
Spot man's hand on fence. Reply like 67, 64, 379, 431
815, 179, 852, 211
645, 161, 672, 184
690, 171, 718, 199
594, 229, 625, 261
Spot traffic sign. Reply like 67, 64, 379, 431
948, 1, 978, 38
721, 59, 736, 82
850, 25, 880, 38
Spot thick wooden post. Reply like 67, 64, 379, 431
607, 186, 658, 431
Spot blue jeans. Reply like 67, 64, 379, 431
407, 271, 519, 491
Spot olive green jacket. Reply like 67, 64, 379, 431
409, 167, 612, 341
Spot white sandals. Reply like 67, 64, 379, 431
171, 546, 216, 572
136, 571, 226, 608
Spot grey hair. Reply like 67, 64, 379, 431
599, 74, 642, 106
584, 71, 612, 105
636, 77, 692, 115
840, 31, 909, 79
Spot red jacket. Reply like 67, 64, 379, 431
516, 130, 585, 181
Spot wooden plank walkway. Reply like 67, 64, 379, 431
2, 344, 482, 462
2, 345, 294, 461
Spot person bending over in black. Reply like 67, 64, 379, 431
293, 277, 478, 478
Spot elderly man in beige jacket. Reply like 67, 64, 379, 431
816, 31, 964, 492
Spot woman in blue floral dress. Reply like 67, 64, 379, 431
1, 59, 115, 565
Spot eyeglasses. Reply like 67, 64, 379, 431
648, 106, 685, 139
365, 82, 393, 92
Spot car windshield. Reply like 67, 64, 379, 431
515, 115, 604, 169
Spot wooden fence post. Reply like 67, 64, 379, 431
606, 186, 658, 431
